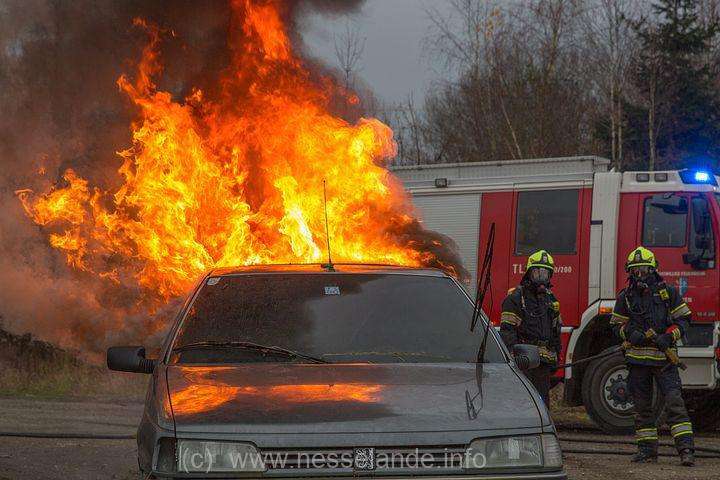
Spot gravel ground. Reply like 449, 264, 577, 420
563, 452, 720, 480
1, 395, 720, 479
0, 396, 143, 479
0, 437, 137, 480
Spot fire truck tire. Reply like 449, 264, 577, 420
684, 388, 720, 432
581, 348, 663, 434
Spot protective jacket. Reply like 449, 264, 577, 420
499, 285, 562, 364
610, 277, 690, 366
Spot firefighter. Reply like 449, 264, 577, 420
500, 249, 562, 407
610, 247, 694, 466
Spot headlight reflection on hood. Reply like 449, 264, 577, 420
177, 440, 266, 473
464, 434, 562, 470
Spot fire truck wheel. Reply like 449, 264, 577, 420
684, 388, 720, 432
581, 348, 663, 434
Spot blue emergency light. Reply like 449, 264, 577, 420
694, 171, 710, 182
679, 169, 717, 185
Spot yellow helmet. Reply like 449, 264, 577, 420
526, 249, 555, 272
625, 246, 657, 270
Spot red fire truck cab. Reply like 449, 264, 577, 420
392, 156, 720, 433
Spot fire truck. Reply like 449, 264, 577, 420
391, 156, 720, 433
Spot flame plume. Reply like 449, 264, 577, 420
16, 0, 463, 308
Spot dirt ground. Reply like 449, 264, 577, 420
1, 395, 720, 480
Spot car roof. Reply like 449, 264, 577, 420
209, 263, 449, 277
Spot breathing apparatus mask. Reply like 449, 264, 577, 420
527, 266, 552, 293
628, 265, 655, 291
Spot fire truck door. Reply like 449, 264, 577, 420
638, 192, 718, 330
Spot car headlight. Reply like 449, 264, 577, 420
541, 433, 563, 468
177, 440, 266, 473
464, 434, 562, 470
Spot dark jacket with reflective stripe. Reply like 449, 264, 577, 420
499, 285, 562, 364
610, 280, 691, 366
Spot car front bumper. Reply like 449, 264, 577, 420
150, 471, 568, 480
267, 473, 568, 480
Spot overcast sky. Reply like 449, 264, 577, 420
303, 0, 456, 105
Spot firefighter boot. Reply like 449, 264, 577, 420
631, 440, 658, 464
630, 450, 658, 463
680, 449, 695, 467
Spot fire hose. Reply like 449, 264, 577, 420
511, 345, 623, 370
541, 332, 688, 371
507, 344, 620, 370
551, 344, 624, 370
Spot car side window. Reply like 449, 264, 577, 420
515, 189, 579, 255
642, 197, 687, 247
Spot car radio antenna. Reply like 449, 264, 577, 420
473, 223, 495, 362
321, 179, 335, 272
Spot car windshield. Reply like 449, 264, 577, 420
169, 273, 504, 364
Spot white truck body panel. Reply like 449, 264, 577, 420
411, 193, 481, 293
588, 172, 622, 302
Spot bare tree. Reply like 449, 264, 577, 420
580, 0, 644, 170
633, 35, 664, 171
334, 20, 366, 93
622, 10, 678, 171
698, 0, 720, 52
381, 95, 434, 166
403, 93, 424, 165
424, 0, 525, 161
420, 0, 594, 163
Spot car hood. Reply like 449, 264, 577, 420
165, 363, 542, 435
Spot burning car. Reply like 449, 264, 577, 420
108, 264, 566, 479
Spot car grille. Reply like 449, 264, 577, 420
261, 445, 466, 475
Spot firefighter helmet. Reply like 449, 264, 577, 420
526, 249, 555, 272
625, 246, 658, 270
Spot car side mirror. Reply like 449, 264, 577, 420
107, 346, 155, 374
512, 344, 540, 370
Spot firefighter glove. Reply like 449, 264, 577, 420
515, 355, 530, 370
628, 329, 646, 346
655, 333, 673, 351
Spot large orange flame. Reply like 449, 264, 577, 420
16, 0, 456, 303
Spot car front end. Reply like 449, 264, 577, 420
113, 265, 566, 479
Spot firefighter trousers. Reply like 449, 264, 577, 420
525, 364, 553, 408
627, 364, 694, 454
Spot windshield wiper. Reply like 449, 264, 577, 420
172, 341, 329, 364
474, 223, 496, 363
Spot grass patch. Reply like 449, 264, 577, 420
0, 328, 146, 399
0, 356, 144, 398
549, 383, 595, 429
